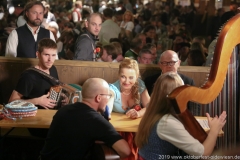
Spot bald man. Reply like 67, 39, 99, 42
144, 50, 194, 94
41, 78, 130, 159
144, 50, 200, 116
74, 13, 102, 61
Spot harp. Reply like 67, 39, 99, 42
167, 14, 240, 143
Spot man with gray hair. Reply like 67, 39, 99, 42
5, 1, 55, 58
138, 49, 153, 64
41, 78, 130, 159
144, 50, 200, 115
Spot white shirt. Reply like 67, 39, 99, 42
120, 21, 134, 31
5, 23, 57, 59
16, 15, 26, 27
98, 5, 106, 14
98, 19, 121, 45
57, 41, 63, 53
112, 59, 118, 63
157, 114, 204, 156
45, 11, 56, 24
97, 59, 103, 62
72, 8, 82, 23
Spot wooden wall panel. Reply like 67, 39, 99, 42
57, 65, 82, 84
178, 66, 210, 87
0, 57, 210, 104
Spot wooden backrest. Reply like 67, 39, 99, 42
0, 57, 209, 104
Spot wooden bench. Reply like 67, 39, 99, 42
0, 57, 210, 104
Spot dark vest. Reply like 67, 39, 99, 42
139, 123, 178, 159
16, 24, 50, 58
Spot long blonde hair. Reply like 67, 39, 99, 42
135, 72, 183, 148
119, 58, 140, 104
122, 10, 134, 22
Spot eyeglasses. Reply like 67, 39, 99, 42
99, 94, 112, 99
160, 61, 178, 66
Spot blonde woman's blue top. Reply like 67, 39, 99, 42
109, 78, 146, 113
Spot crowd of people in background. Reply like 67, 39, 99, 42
0, 0, 237, 67
0, 0, 233, 159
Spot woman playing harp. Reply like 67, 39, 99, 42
135, 72, 226, 160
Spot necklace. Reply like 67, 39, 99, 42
121, 91, 131, 96
121, 88, 132, 96
120, 85, 132, 96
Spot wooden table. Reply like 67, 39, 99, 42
0, 110, 223, 135
0, 110, 56, 129
0, 110, 141, 132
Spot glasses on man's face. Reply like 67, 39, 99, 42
160, 61, 178, 66
99, 94, 112, 99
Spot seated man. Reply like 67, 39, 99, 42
111, 41, 124, 62
138, 49, 153, 64
8, 38, 59, 137
40, 78, 131, 159
142, 43, 157, 64
124, 38, 142, 60
100, 44, 118, 62
9, 38, 58, 109
144, 50, 200, 115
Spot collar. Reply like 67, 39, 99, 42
104, 19, 113, 22
26, 23, 41, 34
84, 28, 98, 41
130, 49, 138, 55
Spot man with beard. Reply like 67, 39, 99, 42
5, 1, 56, 58
73, 13, 102, 61
41, 78, 131, 159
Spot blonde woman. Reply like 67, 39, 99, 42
108, 58, 150, 118
135, 72, 226, 159
119, 11, 134, 42
108, 58, 150, 160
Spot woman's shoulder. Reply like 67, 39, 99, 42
138, 78, 146, 92
109, 80, 120, 91
127, 21, 134, 25
157, 114, 184, 136
158, 114, 182, 128
120, 21, 125, 27
126, 21, 134, 27
138, 78, 144, 83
